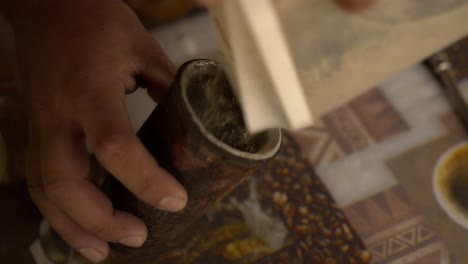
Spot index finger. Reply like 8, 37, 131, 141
79, 91, 187, 212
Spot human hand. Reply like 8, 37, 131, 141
10, 0, 187, 262
196, 0, 375, 12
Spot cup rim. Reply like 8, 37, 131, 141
432, 141, 468, 230
178, 59, 282, 160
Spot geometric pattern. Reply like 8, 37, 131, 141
322, 104, 375, 155
344, 186, 417, 239
368, 223, 437, 263
349, 89, 410, 143
318, 47, 468, 261
382, 108, 468, 263
293, 124, 345, 168
253, 133, 371, 264
1, 8, 468, 264
133, 133, 370, 264
299, 59, 462, 262
295, 88, 409, 168
395, 228, 417, 246
411, 245, 453, 264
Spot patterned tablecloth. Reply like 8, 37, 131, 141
133, 132, 370, 264
2, 11, 468, 264
310, 66, 458, 263
143, 14, 468, 263
112, 27, 468, 263
125, 33, 468, 262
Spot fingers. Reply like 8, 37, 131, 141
27, 136, 108, 263
30, 189, 110, 263
334, 0, 375, 12
138, 38, 177, 102
38, 123, 148, 244
44, 177, 148, 246
79, 91, 187, 212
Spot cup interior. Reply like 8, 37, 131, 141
433, 142, 468, 230
179, 60, 282, 159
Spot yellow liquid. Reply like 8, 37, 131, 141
438, 145, 468, 213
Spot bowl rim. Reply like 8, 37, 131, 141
432, 141, 468, 230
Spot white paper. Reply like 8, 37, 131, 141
213, 0, 313, 133
213, 0, 468, 133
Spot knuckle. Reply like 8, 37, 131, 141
42, 177, 67, 199
86, 222, 109, 238
135, 175, 154, 198
26, 177, 43, 193
27, 182, 43, 199
93, 133, 134, 162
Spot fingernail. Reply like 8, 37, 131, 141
119, 235, 146, 247
158, 196, 187, 212
78, 248, 106, 263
